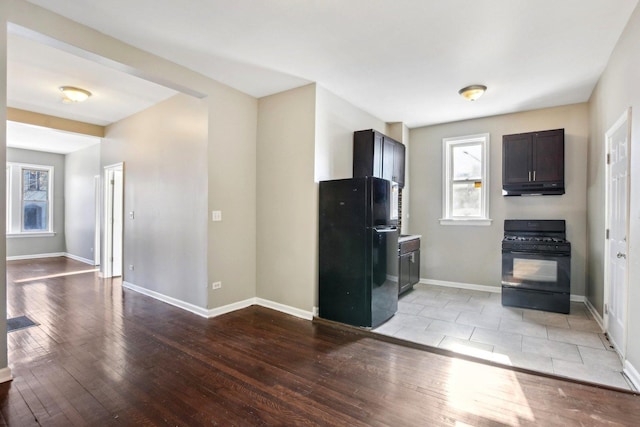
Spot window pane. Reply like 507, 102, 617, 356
23, 201, 48, 230
452, 144, 481, 180
23, 169, 48, 198
452, 182, 481, 217
22, 169, 49, 231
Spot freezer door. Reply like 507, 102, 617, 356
319, 178, 367, 228
369, 177, 393, 226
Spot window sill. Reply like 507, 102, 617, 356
439, 218, 492, 226
7, 232, 56, 238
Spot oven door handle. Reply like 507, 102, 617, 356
505, 250, 570, 257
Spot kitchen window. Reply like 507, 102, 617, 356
6, 163, 55, 236
440, 133, 491, 225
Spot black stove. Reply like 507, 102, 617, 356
501, 219, 571, 314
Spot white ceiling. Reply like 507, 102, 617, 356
6, 30, 178, 154
6, 121, 101, 155
8, 0, 640, 152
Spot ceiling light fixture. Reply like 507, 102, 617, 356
59, 86, 92, 103
458, 85, 487, 101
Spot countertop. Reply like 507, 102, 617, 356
398, 234, 421, 243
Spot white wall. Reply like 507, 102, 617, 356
65, 143, 100, 263
588, 3, 640, 382
6, 148, 66, 257
409, 104, 589, 294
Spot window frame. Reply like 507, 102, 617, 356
440, 133, 492, 226
6, 162, 55, 237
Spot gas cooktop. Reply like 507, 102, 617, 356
502, 219, 571, 253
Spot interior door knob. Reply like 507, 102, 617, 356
617, 252, 627, 259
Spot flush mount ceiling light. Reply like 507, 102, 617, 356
59, 86, 92, 103
458, 85, 487, 101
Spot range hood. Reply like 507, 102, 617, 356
502, 181, 564, 196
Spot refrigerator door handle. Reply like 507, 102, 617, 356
373, 226, 398, 233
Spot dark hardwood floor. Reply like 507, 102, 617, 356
1, 257, 639, 426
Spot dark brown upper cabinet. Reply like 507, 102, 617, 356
353, 129, 406, 188
502, 128, 564, 196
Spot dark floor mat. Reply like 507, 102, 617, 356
7, 315, 38, 332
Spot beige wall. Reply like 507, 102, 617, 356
3, 1, 259, 314
409, 104, 589, 294
207, 83, 258, 308
588, 3, 640, 376
257, 84, 317, 311
103, 94, 209, 306
65, 144, 100, 262
314, 85, 387, 182
0, 1, 8, 370
257, 84, 391, 312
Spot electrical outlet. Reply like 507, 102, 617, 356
129, 265, 134, 271
212, 281, 222, 290
211, 210, 222, 222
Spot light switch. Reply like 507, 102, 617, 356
212, 210, 222, 222
129, 211, 135, 220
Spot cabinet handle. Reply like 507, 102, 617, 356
533, 170, 536, 181
528, 171, 532, 182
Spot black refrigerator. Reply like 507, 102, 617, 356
319, 176, 399, 328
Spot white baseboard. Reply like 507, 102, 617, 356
584, 298, 604, 331
255, 298, 314, 320
122, 281, 314, 321
64, 253, 96, 266
624, 360, 640, 392
420, 278, 588, 304
0, 367, 12, 384
206, 298, 256, 318
7, 252, 65, 261
420, 278, 500, 293
123, 281, 210, 318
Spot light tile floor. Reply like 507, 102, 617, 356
373, 283, 635, 391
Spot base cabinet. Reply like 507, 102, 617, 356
399, 238, 420, 295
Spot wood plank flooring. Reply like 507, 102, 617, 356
1, 257, 639, 426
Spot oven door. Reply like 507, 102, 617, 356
502, 250, 570, 293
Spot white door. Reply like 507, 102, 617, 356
112, 169, 123, 276
104, 163, 124, 278
605, 108, 631, 357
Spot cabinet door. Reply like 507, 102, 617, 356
353, 130, 384, 178
408, 250, 420, 286
393, 141, 406, 187
399, 253, 412, 294
503, 134, 532, 184
532, 130, 564, 183
382, 137, 395, 183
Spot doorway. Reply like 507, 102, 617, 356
604, 108, 631, 358
104, 163, 124, 278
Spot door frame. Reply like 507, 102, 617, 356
603, 107, 631, 357
103, 162, 124, 279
